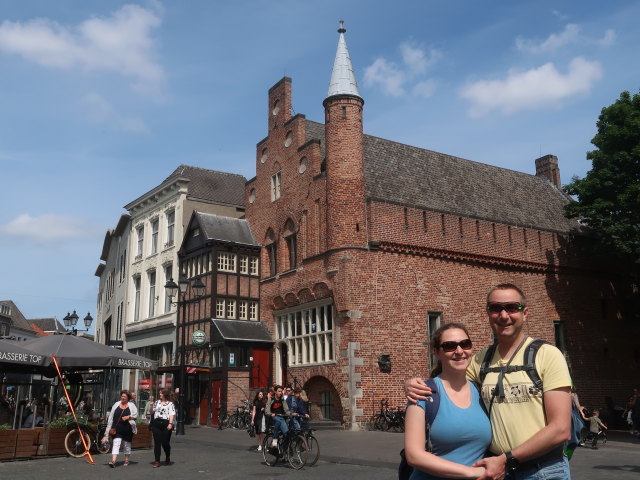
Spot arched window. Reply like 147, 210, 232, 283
284, 219, 297, 270
266, 229, 277, 277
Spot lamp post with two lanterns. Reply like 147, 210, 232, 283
164, 275, 206, 435
62, 310, 93, 335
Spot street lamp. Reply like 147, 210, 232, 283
165, 276, 206, 435
63, 310, 93, 335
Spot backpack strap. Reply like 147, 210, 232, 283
522, 339, 546, 391
479, 342, 498, 385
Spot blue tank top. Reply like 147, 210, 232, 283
410, 377, 491, 480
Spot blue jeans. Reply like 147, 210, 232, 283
506, 456, 570, 480
272, 416, 288, 440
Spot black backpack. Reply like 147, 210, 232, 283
479, 338, 581, 457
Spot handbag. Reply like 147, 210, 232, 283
248, 423, 256, 438
109, 407, 124, 436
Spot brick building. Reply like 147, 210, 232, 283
244, 23, 638, 429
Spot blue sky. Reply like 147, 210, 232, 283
0, 1, 638, 326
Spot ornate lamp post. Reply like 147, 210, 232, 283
165, 275, 205, 435
63, 310, 93, 335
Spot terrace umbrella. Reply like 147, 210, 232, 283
0, 339, 49, 369
22, 335, 157, 370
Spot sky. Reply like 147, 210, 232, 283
0, 0, 638, 327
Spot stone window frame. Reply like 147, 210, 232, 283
275, 300, 334, 366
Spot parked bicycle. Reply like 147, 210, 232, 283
262, 415, 308, 470
298, 417, 320, 466
371, 399, 405, 432
218, 399, 252, 430
64, 415, 110, 457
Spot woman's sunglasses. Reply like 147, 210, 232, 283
438, 339, 473, 352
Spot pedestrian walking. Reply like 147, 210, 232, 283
103, 390, 138, 467
149, 388, 175, 467
251, 390, 267, 451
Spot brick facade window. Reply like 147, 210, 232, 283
217, 252, 236, 272
249, 301, 258, 321
216, 298, 225, 318
267, 243, 277, 276
427, 311, 442, 369
250, 257, 259, 276
226, 299, 236, 319
239, 301, 248, 320
284, 219, 297, 270
239, 255, 249, 274
275, 301, 334, 365
271, 172, 281, 201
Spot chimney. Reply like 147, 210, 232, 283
535, 154, 561, 189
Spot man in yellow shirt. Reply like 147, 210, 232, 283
406, 284, 572, 479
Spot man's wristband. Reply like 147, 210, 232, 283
505, 451, 520, 472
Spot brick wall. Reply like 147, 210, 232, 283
245, 77, 639, 428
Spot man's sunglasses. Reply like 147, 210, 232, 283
486, 303, 525, 314
438, 339, 473, 352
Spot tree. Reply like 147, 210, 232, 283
564, 90, 640, 260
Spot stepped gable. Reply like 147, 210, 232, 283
162, 165, 247, 207
195, 212, 258, 246
303, 120, 578, 234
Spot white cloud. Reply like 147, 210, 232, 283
83, 92, 149, 133
0, 214, 103, 243
412, 80, 437, 99
364, 58, 406, 96
597, 29, 616, 47
0, 3, 164, 96
364, 42, 440, 98
459, 57, 603, 117
516, 24, 580, 53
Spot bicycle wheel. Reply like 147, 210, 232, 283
96, 426, 110, 454
262, 434, 279, 466
305, 434, 320, 466
236, 413, 247, 430
218, 411, 229, 430
64, 429, 90, 457
287, 434, 308, 470
373, 414, 386, 431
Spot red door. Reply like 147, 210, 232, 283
210, 379, 222, 426
251, 347, 271, 389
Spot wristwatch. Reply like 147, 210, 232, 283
505, 451, 520, 472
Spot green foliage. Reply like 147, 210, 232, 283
48, 414, 95, 428
565, 90, 640, 260
0, 423, 12, 430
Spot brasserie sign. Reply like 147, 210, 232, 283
0, 351, 44, 364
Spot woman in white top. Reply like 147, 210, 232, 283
103, 390, 138, 467
149, 388, 175, 468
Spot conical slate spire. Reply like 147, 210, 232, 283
326, 20, 361, 100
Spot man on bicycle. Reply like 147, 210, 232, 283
266, 385, 290, 447
286, 388, 309, 431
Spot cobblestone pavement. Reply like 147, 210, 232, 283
0, 426, 638, 479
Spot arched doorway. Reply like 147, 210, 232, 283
303, 376, 342, 423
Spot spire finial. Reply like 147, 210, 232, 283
326, 19, 361, 100
338, 20, 346, 34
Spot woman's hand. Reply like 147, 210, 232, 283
404, 377, 432, 403
167, 424, 172, 430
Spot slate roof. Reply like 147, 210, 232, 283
211, 319, 274, 344
195, 212, 258, 246
304, 120, 578, 234
161, 165, 247, 206
125, 165, 247, 210
0, 300, 36, 332
29, 318, 66, 334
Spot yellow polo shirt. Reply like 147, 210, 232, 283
467, 337, 571, 454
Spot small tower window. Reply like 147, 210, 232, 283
341, 106, 347, 119
298, 157, 308, 174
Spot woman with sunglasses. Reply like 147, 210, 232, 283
404, 323, 491, 479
